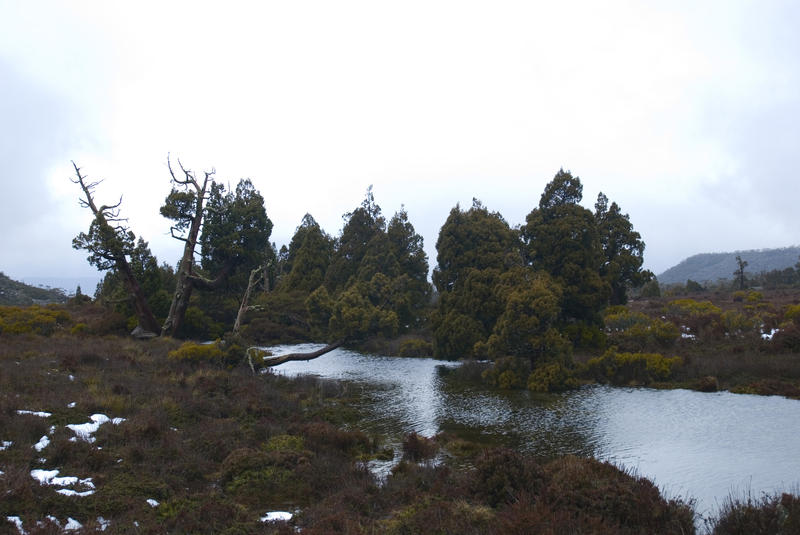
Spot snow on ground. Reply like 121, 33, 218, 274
1, 440, 12, 451
6, 516, 25, 534
33, 435, 50, 452
260, 511, 293, 522
146, 498, 159, 507
30, 468, 95, 496
66, 414, 126, 443
762, 328, 780, 340
16, 410, 52, 417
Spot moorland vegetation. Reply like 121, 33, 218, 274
2, 162, 799, 532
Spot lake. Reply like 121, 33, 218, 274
267, 344, 800, 522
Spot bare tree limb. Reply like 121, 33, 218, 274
259, 341, 344, 367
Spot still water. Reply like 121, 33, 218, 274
268, 344, 800, 520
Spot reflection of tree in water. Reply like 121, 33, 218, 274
436, 373, 603, 458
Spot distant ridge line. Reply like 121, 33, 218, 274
657, 246, 800, 285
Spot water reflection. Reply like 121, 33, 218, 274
268, 344, 800, 519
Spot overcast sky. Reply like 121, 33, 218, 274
1, 1, 798, 291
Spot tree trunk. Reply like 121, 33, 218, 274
161, 164, 209, 337
118, 256, 161, 334
233, 267, 262, 336
260, 341, 344, 367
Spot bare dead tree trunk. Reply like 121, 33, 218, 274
161, 157, 212, 337
260, 341, 344, 367
233, 267, 263, 336
71, 162, 161, 334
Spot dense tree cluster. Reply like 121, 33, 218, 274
74, 163, 650, 366
432, 169, 651, 364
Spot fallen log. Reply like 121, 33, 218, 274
255, 340, 345, 368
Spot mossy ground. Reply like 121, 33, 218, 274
1, 302, 796, 533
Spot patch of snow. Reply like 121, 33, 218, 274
762, 328, 779, 340
57, 488, 95, 497
97, 517, 111, 531
67, 413, 110, 442
68, 374, 75, 381
67, 402, 76, 408
7, 516, 26, 534
64, 517, 82, 531
1, 440, 12, 451
31, 469, 60, 484
33, 436, 50, 452
16, 410, 51, 418
260, 511, 293, 522
112, 417, 126, 425
146, 498, 159, 507
30, 469, 94, 496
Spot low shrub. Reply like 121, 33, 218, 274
527, 362, 579, 393
0, 305, 70, 335
584, 349, 683, 385
401, 432, 438, 461
707, 491, 800, 534
604, 306, 680, 350
398, 338, 433, 357
482, 356, 530, 389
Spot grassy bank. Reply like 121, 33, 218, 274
1, 303, 798, 533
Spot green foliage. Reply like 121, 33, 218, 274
200, 179, 273, 293
168, 341, 224, 364
305, 286, 334, 338
585, 349, 683, 385
432, 310, 485, 359
95, 238, 174, 322
179, 306, 225, 340
481, 356, 531, 389
432, 199, 519, 294
640, 278, 661, 298
785, 303, 800, 323
604, 306, 679, 351
398, 338, 433, 357
521, 170, 609, 324
328, 282, 399, 341
527, 362, 579, 393
485, 272, 565, 362
665, 298, 723, 337
280, 214, 333, 293
685, 279, 705, 293
0, 305, 70, 335
595, 192, 651, 305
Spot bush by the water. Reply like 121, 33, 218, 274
585, 348, 683, 385
527, 362, 579, 393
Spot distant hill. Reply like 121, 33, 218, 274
0, 272, 68, 306
658, 247, 800, 285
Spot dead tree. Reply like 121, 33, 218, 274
233, 266, 263, 336
160, 156, 213, 337
259, 341, 344, 367
71, 162, 161, 334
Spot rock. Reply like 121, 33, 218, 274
131, 325, 158, 339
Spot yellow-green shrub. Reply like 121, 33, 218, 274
785, 304, 800, 323
398, 338, 433, 357
603, 307, 679, 350
482, 356, 529, 389
527, 362, 578, 393
585, 349, 682, 385
0, 305, 70, 335
168, 341, 224, 364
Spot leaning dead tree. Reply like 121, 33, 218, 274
233, 266, 263, 336
160, 156, 213, 337
252, 340, 345, 368
71, 162, 161, 334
